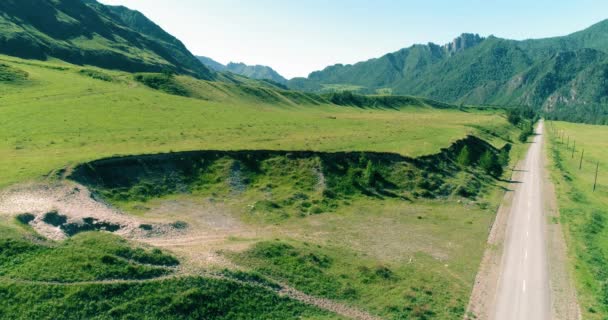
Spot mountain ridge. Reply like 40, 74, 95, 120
197, 56, 287, 84
288, 20, 608, 123
0, 0, 214, 79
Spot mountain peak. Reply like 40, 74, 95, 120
197, 57, 287, 84
443, 33, 484, 55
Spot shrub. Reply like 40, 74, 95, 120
507, 110, 522, 125
0, 64, 28, 82
363, 160, 375, 187
498, 148, 510, 167
479, 151, 503, 177
42, 211, 67, 226
170, 221, 188, 230
79, 69, 113, 82
134, 73, 189, 96
518, 122, 534, 142
456, 146, 471, 167
16, 213, 35, 225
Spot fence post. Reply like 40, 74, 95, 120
594, 162, 600, 192
572, 141, 576, 159
580, 149, 584, 170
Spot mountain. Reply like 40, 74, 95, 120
196, 56, 226, 72
197, 56, 287, 84
289, 21, 608, 123
0, 0, 214, 79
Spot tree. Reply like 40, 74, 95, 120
456, 146, 471, 167
498, 148, 510, 167
363, 160, 375, 187
518, 122, 534, 142
161, 68, 175, 78
507, 110, 521, 126
479, 150, 503, 177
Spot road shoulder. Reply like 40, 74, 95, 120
543, 132, 581, 320
465, 161, 525, 319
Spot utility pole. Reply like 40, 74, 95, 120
594, 161, 600, 192
580, 149, 584, 170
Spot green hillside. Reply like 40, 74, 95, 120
289, 21, 608, 124
0, 0, 214, 79
0, 54, 529, 319
197, 56, 288, 85
0, 55, 509, 188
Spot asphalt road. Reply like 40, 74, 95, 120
493, 120, 551, 320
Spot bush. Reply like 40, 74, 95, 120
456, 146, 471, 167
134, 73, 189, 96
79, 69, 113, 82
42, 211, 67, 226
0, 64, 28, 82
16, 213, 35, 225
479, 151, 503, 177
170, 221, 188, 230
518, 122, 534, 142
363, 160, 375, 186
498, 146, 511, 167
507, 110, 522, 126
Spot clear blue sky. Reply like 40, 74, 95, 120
99, 0, 608, 79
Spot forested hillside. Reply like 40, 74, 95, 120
289, 21, 608, 124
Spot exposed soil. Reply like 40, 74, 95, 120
0, 182, 138, 240
279, 285, 381, 320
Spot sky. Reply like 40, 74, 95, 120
99, 0, 608, 79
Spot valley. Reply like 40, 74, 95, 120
0, 0, 605, 319
0, 54, 528, 319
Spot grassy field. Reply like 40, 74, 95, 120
0, 54, 531, 319
546, 121, 608, 319
0, 55, 512, 188
0, 215, 339, 319
228, 194, 503, 319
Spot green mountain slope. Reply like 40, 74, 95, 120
197, 56, 287, 84
196, 55, 226, 71
289, 21, 608, 123
0, 0, 213, 79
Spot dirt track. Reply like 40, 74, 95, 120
467, 121, 580, 320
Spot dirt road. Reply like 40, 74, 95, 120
493, 121, 551, 319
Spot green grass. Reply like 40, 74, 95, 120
546, 121, 608, 319
230, 234, 477, 319
0, 231, 176, 282
0, 0, 213, 79
0, 55, 511, 188
0, 54, 528, 319
70, 137, 507, 221
0, 63, 28, 82
0, 277, 338, 320
0, 220, 337, 319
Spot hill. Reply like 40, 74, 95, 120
197, 56, 287, 84
0, 0, 214, 79
196, 55, 226, 71
289, 21, 608, 124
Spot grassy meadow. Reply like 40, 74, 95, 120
546, 121, 608, 319
0, 54, 531, 319
0, 55, 512, 188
